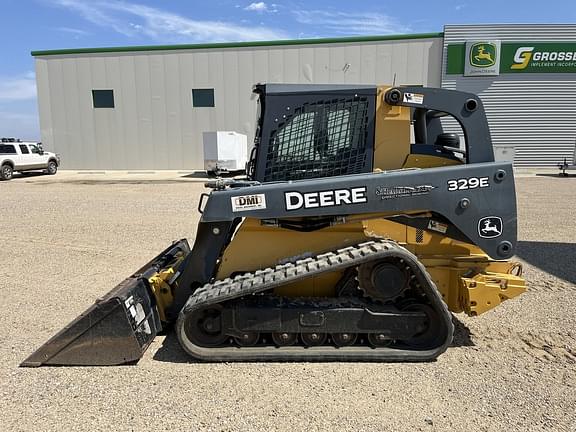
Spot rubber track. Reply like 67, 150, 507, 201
176, 240, 454, 362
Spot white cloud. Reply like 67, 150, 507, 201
55, 26, 91, 36
293, 10, 410, 35
244, 2, 277, 13
245, 2, 268, 12
0, 72, 37, 102
455, 4, 467, 11
51, 0, 288, 42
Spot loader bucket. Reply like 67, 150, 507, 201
21, 240, 191, 367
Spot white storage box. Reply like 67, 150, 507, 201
203, 131, 248, 173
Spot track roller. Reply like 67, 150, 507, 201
272, 332, 298, 346
301, 333, 327, 346
234, 333, 260, 346
332, 333, 357, 347
368, 333, 393, 347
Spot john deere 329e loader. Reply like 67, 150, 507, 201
22, 84, 525, 366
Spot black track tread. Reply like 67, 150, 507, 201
176, 240, 453, 362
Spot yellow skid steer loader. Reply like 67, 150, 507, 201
22, 84, 525, 366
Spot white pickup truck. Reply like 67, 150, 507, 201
0, 140, 60, 180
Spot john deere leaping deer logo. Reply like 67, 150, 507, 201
470, 43, 497, 68
478, 216, 503, 239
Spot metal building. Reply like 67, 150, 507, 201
32, 34, 443, 169
441, 24, 576, 166
33, 24, 576, 169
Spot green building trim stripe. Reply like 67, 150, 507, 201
31, 32, 444, 57
446, 44, 466, 74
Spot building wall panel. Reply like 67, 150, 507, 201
35, 37, 441, 169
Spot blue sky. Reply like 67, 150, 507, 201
1, 0, 574, 139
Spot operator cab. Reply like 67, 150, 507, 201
248, 84, 493, 183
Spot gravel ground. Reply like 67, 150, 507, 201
1, 173, 575, 432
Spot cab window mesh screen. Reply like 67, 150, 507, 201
264, 97, 369, 182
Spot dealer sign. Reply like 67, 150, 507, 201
449, 41, 576, 75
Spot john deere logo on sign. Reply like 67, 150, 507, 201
464, 40, 501, 76
470, 43, 496, 67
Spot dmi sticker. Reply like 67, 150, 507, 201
478, 216, 503, 238
231, 194, 267, 212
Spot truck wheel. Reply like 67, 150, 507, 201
47, 161, 58, 175
1, 164, 13, 180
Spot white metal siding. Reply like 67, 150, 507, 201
35, 38, 442, 170
442, 24, 576, 166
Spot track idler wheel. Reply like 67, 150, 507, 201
401, 303, 444, 349
182, 306, 227, 347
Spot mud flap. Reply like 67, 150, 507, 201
21, 240, 191, 367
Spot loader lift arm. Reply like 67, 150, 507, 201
171, 161, 517, 317
384, 86, 495, 164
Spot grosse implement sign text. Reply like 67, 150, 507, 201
505, 43, 576, 72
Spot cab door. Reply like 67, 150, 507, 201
27, 144, 47, 168
18, 144, 35, 169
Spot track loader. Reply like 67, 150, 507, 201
22, 84, 525, 366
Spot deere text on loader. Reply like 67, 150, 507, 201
22, 84, 525, 366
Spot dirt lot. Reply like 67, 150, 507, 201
1, 172, 575, 432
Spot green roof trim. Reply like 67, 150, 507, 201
31, 32, 443, 57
